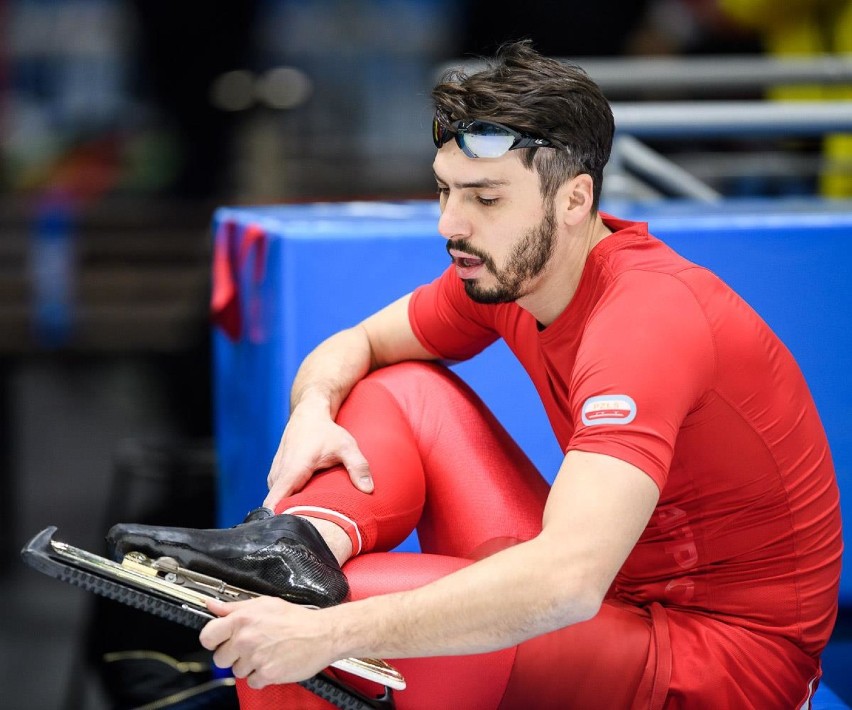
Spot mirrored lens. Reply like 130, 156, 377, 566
459, 131, 516, 158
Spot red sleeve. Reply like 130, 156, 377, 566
408, 266, 500, 361
565, 270, 715, 491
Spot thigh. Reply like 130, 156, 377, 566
365, 362, 551, 559
500, 599, 661, 710
664, 607, 820, 710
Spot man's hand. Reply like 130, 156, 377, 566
200, 597, 338, 689
263, 402, 374, 509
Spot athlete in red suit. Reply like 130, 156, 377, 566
124, 41, 844, 708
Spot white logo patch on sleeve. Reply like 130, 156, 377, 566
581, 395, 637, 426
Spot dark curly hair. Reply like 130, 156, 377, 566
432, 40, 614, 210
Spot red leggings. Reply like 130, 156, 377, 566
237, 362, 818, 710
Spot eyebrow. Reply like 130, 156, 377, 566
432, 169, 509, 190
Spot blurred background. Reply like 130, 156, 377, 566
1, 0, 851, 708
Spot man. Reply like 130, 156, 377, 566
109, 41, 842, 708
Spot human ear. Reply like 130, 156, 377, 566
558, 174, 595, 226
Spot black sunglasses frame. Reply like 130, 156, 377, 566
432, 114, 564, 158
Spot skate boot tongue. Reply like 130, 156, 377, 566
242, 507, 274, 524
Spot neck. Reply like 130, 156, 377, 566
517, 213, 611, 326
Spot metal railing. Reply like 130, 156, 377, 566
612, 100, 852, 139
437, 54, 852, 95
559, 54, 852, 95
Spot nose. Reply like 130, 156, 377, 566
437, 193, 470, 241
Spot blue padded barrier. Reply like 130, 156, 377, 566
814, 682, 851, 710
212, 199, 852, 607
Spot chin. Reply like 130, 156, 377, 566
463, 281, 516, 305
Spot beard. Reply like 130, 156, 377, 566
447, 205, 557, 305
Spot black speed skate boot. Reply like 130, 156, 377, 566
106, 507, 349, 608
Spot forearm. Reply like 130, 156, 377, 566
289, 292, 427, 417
326, 534, 605, 661
289, 325, 375, 418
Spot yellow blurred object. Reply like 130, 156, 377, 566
719, 0, 852, 194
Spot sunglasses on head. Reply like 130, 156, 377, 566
432, 113, 564, 159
